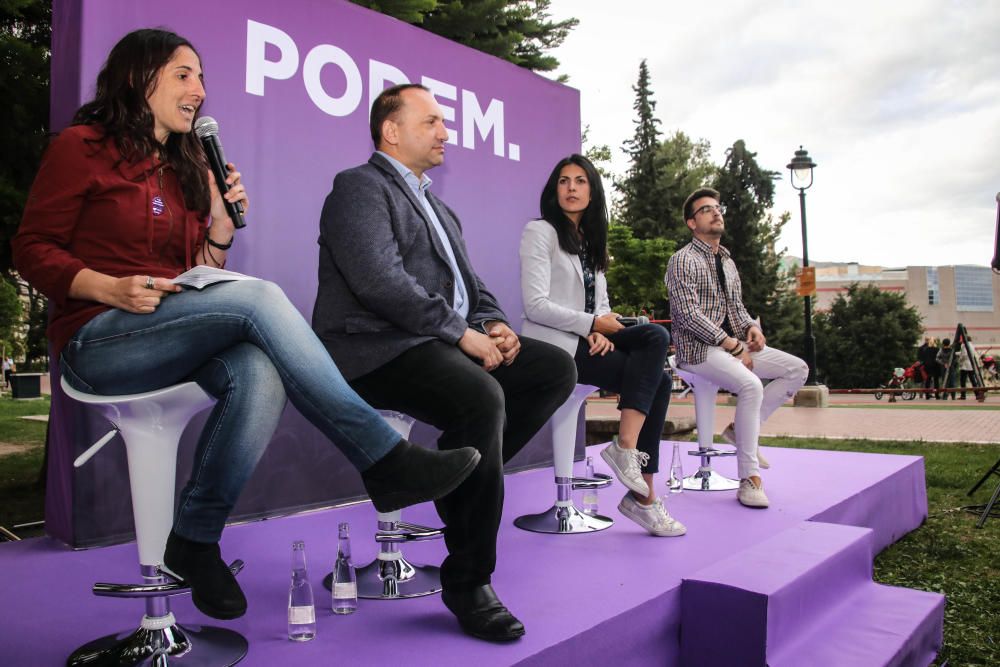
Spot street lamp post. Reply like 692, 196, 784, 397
787, 146, 819, 386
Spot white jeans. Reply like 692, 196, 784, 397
680, 345, 808, 479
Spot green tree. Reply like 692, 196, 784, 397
352, 0, 578, 72
1, 0, 51, 280
582, 125, 612, 182
652, 130, 715, 246
606, 223, 674, 317
0, 278, 23, 359
813, 283, 923, 388
615, 60, 665, 239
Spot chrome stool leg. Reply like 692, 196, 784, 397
324, 411, 446, 599
672, 370, 739, 492
515, 384, 616, 534
62, 378, 248, 666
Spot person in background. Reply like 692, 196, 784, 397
917, 337, 940, 400
12, 29, 478, 622
937, 338, 956, 399
520, 154, 685, 537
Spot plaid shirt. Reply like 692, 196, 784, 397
665, 237, 755, 365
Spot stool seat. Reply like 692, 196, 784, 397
672, 366, 739, 492
61, 377, 247, 666
514, 384, 614, 534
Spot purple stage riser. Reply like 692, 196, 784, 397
0, 447, 937, 666
680, 522, 944, 667
768, 585, 944, 667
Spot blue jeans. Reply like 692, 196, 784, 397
61, 280, 401, 542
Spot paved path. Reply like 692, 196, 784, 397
587, 394, 1000, 445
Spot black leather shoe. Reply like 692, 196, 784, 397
441, 584, 525, 642
362, 439, 481, 513
163, 531, 247, 620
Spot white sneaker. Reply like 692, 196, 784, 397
618, 493, 686, 537
737, 478, 770, 508
601, 443, 650, 496
721, 423, 770, 469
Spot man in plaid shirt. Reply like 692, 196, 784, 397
666, 188, 808, 508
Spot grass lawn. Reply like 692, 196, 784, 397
0, 395, 49, 535
763, 436, 1000, 667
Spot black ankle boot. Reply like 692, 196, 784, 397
163, 531, 247, 620
361, 439, 481, 513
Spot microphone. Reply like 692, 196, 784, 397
993, 192, 1000, 272
616, 315, 650, 327
194, 116, 246, 229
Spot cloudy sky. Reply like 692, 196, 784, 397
545, 0, 1000, 268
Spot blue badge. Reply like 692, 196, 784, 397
152, 196, 164, 216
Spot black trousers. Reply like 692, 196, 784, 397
573, 323, 671, 473
350, 337, 576, 591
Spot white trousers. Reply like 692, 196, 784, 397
680, 345, 808, 478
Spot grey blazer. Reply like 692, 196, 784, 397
312, 153, 507, 380
520, 219, 611, 358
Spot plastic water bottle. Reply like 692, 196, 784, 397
287, 540, 316, 641
332, 522, 358, 614
582, 456, 599, 515
669, 443, 684, 493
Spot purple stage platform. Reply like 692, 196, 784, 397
0, 444, 942, 666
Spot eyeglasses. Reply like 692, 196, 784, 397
693, 204, 726, 217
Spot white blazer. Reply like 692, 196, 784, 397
519, 219, 611, 357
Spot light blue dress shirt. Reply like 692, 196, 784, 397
377, 151, 469, 319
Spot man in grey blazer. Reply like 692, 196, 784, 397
312, 83, 576, 642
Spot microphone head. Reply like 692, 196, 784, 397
194, 116, 219, 139
996, 192, 1000, 204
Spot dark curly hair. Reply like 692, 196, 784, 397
73, 28, 210, 215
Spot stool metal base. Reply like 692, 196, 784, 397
68, 622, 247, 666
513, 504, 614, 534
683, 468, 739, 491
323, 557, 442, 599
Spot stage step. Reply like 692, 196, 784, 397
680, 521, 943, 667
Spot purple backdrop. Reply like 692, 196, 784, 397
47, 0, 581, 547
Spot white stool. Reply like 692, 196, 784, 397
61, 377, 247, 666
323, 411, 445, 599
671, 367, 739, 491
514, 384, 614, 534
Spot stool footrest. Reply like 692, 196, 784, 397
687, 448, 737, 458
94, 560, 245, 598
375, 522, 444, 543
570, 472, 612, 490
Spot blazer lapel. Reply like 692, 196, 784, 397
370, 154, 452, 266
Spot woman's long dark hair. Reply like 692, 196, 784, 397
73, 28, 210, 215
539, 154, 609, 273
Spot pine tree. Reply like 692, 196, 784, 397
712, 140, 786, 324
616, 60, 665, 240
352, 0, 578, 72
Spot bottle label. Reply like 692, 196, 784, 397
333, 582, 357, 599
288, 605, 316, 624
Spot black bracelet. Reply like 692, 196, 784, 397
205, 234, 234, 250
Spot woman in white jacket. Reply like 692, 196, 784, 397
520, 155, 685, 537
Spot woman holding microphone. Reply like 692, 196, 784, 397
13, 28, 478, 621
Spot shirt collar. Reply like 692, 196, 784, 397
690, 235, 730, 259
377, 150, 432, 195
